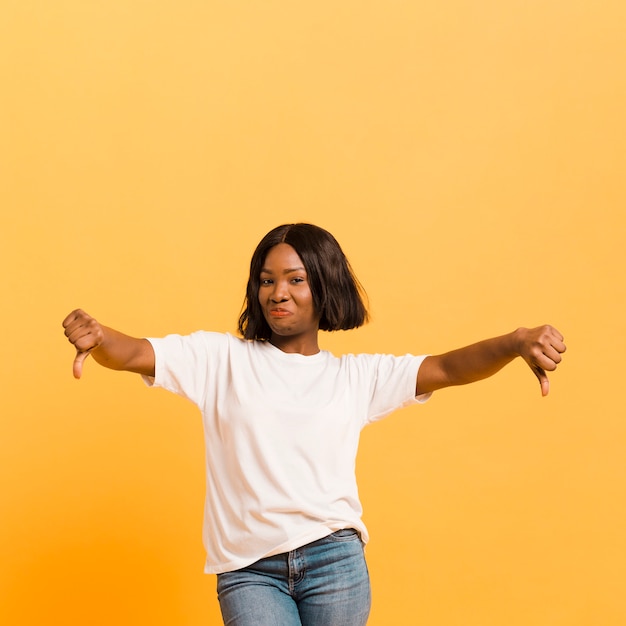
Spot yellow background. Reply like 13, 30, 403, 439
2, 1, 625, 624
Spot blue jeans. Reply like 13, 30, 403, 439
216, 529, 371, 626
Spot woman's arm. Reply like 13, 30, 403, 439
416, 325, 566, 397
62, 309, 155, 379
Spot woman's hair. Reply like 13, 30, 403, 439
238, 223, 369, 340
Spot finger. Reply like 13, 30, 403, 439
549, 327, 566, 344
64, 317, 103, 353
546, 334, 567, 357
62, 309, 85, 330
528, 340, 563, 372
64, 317, 92, 341
540, 345, 563, 369
548, 326, 565, 344
546, 327, 566, 355
73, 350, 91, 379
532, 365, 550, 397
68, 330, 100, 354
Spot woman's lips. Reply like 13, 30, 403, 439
269, 309, 291, 318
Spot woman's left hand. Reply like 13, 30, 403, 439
514, 325, 566, 396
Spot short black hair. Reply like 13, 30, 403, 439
238, 223, 369, 340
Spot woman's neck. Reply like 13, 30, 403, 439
269, 334, 320, 356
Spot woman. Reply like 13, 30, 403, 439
63, 223, 566, 626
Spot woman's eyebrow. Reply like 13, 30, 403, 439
260, 266, 306, 274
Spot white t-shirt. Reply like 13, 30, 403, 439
143, 331, 430, 574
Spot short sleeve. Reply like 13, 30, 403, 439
140, 331, 224, 408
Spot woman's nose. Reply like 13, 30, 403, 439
270, 281, 289, 302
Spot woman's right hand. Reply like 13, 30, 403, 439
62, 309, 105, 379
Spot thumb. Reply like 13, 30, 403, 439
73, 350, 91, 379
532, 365, 550, 397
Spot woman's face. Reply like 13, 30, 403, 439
258, 243, 321, 353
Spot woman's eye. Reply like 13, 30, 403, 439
291, 277, 304, 284
260, 278, 273, 285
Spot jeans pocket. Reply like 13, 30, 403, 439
328, 528, 360, 542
